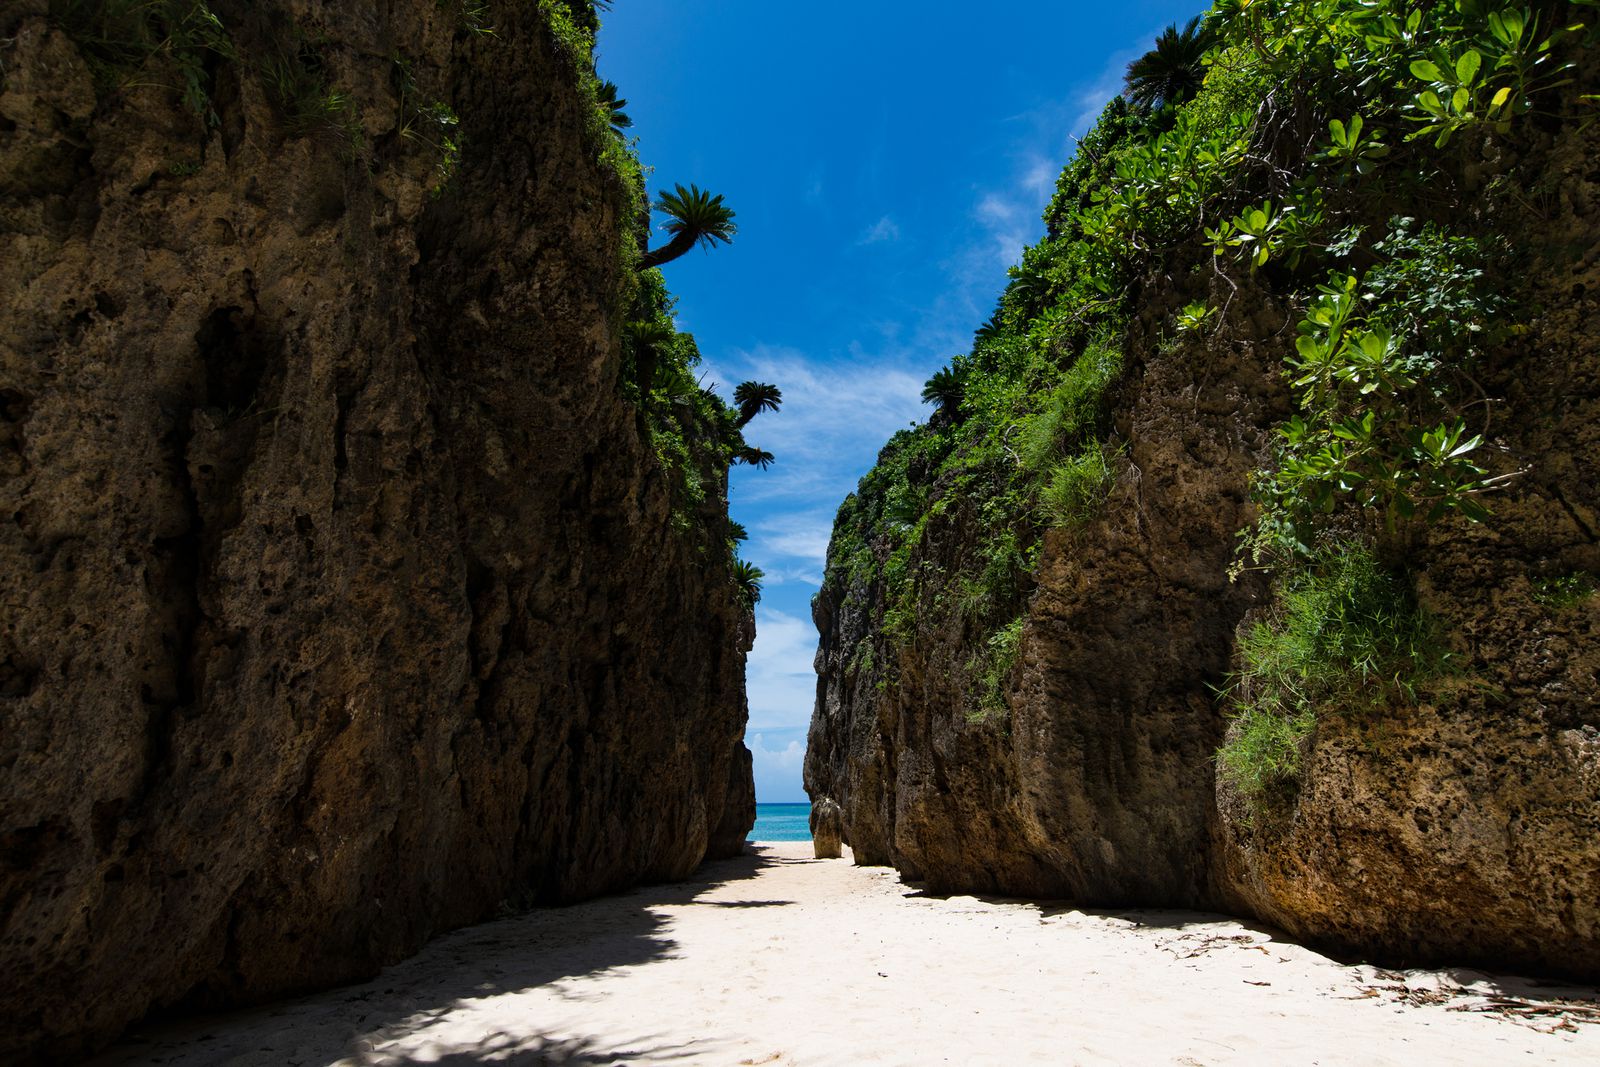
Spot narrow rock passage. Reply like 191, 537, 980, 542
93, 844, 1600, 1066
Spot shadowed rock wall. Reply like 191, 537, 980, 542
0, 2, 753, 1059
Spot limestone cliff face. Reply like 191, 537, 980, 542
807, 271, 1285, 902
807, 90, 1599, 978
0, 2, 753, 1059
1211, 114, 1600, 980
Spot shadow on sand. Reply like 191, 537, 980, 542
898, 882, 1600, 1022
90, 848, 785, 1066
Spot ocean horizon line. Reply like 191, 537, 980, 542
750, 801, 812, 842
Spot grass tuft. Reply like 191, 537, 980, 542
49, 0, 233, 121
1039, 446, 1113, 527
1218, 544, 1449, 800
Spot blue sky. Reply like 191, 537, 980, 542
598, 1, 1207, 802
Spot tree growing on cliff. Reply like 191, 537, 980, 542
734, 446, 775, 470
729, 382, 780, 468
597, 80, 632, 135
733, 381, 782, 426
640, 184, 738, 269
1124, 16, 1213, 111
624, 319, 674, 400
733, 559, 765, 607
922, 365, 965, 417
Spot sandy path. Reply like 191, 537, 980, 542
92, 843, 1600, 1066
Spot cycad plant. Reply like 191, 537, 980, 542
640, 184, 738, 269
1124, 16, 1214, 111
734, 446, 775, 470
597, 80, 631, 135
921, 366, 965, 416
624, 319, 674, 399
733, 381, 782, 426
732, 559, 765, 607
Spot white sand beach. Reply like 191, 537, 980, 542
93, 842, 1600, 1066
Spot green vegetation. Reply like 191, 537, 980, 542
1217, 545, 1449, 799
733, 381, 783, 426
920, 367, 964, 416
437, 0, 496, 37
47, 0, 233, 121
597, 80, 632, 135
639, 184, 740, 270
733, 560, 765, 608
533, 0, 769, 601
827, 1, 1595, 735
969, 617, 1025, 723
1531, 572, 1598, 609
393, 54, 461, 193
1038, 446, 1114, 528
1123, 15, 1214, 111
263, 44, 361, 149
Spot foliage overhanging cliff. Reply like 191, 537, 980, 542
808, 0, 1600, 980
0, 0, 756, 1059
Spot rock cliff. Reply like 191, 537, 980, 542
0, 1, 753, 1059
808, 5, 1598, 981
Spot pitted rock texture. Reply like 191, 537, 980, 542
806, 269, 1284, 903
0, 3, 752, 1060
809, 796, 842, 859
1214, 115, 1600, 979
807, 81, 1598, 977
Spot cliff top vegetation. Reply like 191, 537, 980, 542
823, 0, 1598, 775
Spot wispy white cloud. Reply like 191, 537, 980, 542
745, 608, 818, 731
1021, 156, 1056, 197
857, 215, 901, 245
754, 510, 833, 570
802, 166, 826, 208
748, 727, 809, 803
941, 30, 1154, 315
971, 191, 1032, 270
705, 343, 928, 513
1065, 43, 1142, 145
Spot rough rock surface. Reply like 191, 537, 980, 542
0, 3, 753, 1060
806, 269, 1284, 902
807, 90, 1599, 976
809, 797, 842, 859
1214, 118, 1600, 980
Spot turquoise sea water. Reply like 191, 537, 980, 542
751, 802, 811, 841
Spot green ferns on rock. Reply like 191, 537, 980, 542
46, 0, 232, 120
